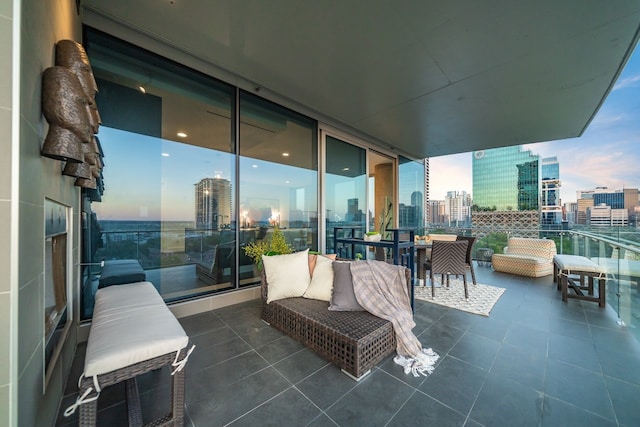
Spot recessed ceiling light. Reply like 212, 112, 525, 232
282, 152, 289, 157
252, 164, 258, 168
177, 132, 187, 138
161, 153, 170, 157
342, 167, 350, 171
138, 86, 146, 94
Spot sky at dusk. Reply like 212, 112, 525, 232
430, 43, 640, 205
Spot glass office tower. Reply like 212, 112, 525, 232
472, 146, 540, 211
541, 156, 562, 226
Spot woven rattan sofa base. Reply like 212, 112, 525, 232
261, 267, 411, 380
78, 348, 187, 427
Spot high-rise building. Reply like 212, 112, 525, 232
195, 177, 232, 231
472, 146, 540, 211
471, 146, 540, 236
427, 200, 446, 225
399, 191, 424, 228
444, 191, 472, 226
576, 198, 595, 225
541, 156, 562, 226
346, 198, 365, 222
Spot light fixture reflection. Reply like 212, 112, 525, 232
161, 153, 170, 157
177, 132, 187, 138
282, 152, 289, 157
138, 86, 146, 94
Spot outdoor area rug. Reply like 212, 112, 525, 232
414, 278, 506, 316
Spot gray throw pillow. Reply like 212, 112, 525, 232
328, 261, 364, 311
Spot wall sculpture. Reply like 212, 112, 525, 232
41, 39, 105, 194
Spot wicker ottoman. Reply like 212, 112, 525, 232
554, 255, 607, 307
64, 282, 193, 426
260, 267, 410, 380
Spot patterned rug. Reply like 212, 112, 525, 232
414, 278, 506, 316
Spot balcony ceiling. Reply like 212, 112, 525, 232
83, 0, 640, 159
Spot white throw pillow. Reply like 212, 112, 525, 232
303, 254, 334, 301
263, 249, 311, 303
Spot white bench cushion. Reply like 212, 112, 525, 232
554, 255, 605, 275
85, 281, 188, 377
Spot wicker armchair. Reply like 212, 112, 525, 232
425, 240, 469, 299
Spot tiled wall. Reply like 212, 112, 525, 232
0, 0, 15, 424
0, 0, 81, 426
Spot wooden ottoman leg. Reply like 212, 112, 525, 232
561, 274, 568, 302
598, 278, 606, 308
587, 275, 594, 295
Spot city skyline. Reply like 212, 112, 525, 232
430, 41, 640, 205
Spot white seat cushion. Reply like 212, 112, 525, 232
554, 255, 605, 275
85, 281, 188, 377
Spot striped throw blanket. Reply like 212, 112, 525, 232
350, 260, 439, 377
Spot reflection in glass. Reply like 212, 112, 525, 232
239, 92, 318, 285
325, 136, 366, 257
83, 28, 235, 318
399, 156, 425, 232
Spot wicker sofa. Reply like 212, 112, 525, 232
260, 266, 411, 380
491, 237, 557, 277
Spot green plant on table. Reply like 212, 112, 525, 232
243, 227, 293, 269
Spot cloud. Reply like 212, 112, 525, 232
613, 73, 640, 91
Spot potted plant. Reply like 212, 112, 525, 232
364, 231, 382, 242
243, 227, 293, 270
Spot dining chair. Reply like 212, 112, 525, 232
456, 235, 477, 286
424, 240, 469, 299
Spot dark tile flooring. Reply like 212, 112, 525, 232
57, 266, 640, 426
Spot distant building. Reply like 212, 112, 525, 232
472, 146, 539, 211
346, 198, 365, 222
576, 198, 594, 225
541, 157, 562, 227
399, 191, 424, 228
472, 146, 540, 235
195, 177, 232, 231
427, 200, 446, 226
577, 186, 639, 226
588, 203, 628, 226
444, 191, 472, 227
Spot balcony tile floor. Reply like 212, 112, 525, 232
57, 266, 640, 426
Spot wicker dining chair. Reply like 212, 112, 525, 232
425, 240, 469, 299
456, 235, 477, 286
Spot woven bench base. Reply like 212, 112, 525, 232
78, 348, 187, 427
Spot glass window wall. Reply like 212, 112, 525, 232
325, 135, 367, 257
238, 92, 318, 286
398, 156, 425, 233
82, 28, 235, 318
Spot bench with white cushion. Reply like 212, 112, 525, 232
65, 281, 194, 426
553, 255, 607, 307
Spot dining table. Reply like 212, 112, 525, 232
414, 240, 432, 281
